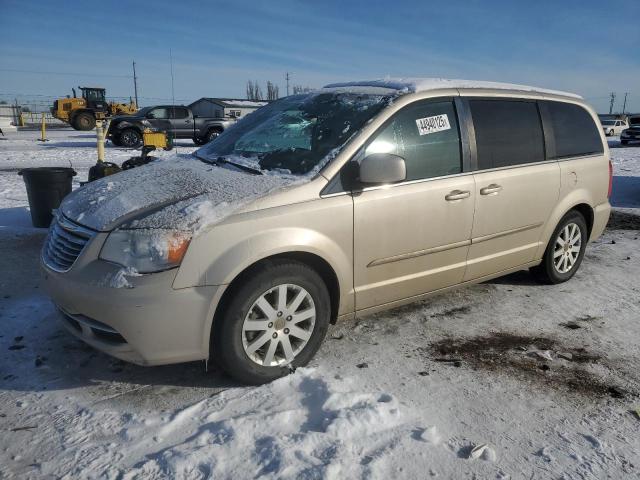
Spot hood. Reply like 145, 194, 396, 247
60, 157, 296, 232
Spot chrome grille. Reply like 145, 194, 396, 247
42, 215, 96, 272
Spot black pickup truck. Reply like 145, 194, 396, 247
107, 105, 234, 148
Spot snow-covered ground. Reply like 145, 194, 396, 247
1, 129, 639, 479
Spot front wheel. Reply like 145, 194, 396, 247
193, 136, 207, 146
119, 128, 142, 148
531, 210, 588, 284
213, 260, 330, 384
73, 112, 95, 131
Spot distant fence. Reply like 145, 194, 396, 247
0, 104, 66, 128
20, 111, 66, 127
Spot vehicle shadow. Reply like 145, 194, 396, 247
610, 176, 640, 208
485, 270, 540, 286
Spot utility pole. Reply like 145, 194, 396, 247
285, 72, 290, 96
609, 92, 616, 114
132, 61, 139, 107
169, 49, 175, 106
621, 92, 628, 114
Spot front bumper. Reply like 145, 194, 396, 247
42, 259, 220, 366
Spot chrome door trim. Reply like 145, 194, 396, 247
367, 239, 471, 267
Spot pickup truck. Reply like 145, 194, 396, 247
107, 105, 235, 148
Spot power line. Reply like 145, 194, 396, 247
0, 68, 132, 79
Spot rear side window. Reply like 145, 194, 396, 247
171, 107, 189, 119
469, 99, 545, 169
543, 101, 603, 158
364, 100, 462, 181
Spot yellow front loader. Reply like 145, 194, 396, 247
51, 87, 137, 131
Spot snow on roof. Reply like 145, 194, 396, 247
323, 78, 582, 99
196, 98, 269, 108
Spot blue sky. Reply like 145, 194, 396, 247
1, 0, 638, 112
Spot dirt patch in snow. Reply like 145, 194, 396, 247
607, 209, 640, 230
426, 333, 631, 399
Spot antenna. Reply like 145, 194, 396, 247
285, 72, 290, 96
132, 61, 139, 107
169, 49, 175, 105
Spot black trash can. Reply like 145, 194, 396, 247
18, 167, 76, 228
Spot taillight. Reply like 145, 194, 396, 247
607, 160, 613, 198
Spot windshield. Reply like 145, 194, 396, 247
630, 117, 640, 126
601, 120, 615, 126
136, 107, 152, 116
196, 92, 392, 175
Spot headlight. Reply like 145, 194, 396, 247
100, 229, 191, 273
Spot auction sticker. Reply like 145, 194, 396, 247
415, 114, 450, 136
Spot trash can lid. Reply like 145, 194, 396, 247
18, 167, 77, 177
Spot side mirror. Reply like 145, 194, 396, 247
359, 153, 406, 185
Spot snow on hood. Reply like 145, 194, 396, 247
60, 157, 296, 232
324, 77, 582, 99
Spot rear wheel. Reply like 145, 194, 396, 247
73, 112, 95, 131
207, 128, 222, 143
119, 128, 142, 148
531, 210, 587, 284
110, 135, 123, 147
213, 260, 330, 384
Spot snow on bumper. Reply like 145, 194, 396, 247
41, 260, 219, 366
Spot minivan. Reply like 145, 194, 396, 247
42, 78, 612, 384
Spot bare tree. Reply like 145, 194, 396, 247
292, 85, 313, 95
246, 80, 264, 101
266, 81, 279, 101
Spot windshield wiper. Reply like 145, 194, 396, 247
215, 156, 263, 175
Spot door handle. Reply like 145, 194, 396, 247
445, 190, 471, 201
480, 184, 502, 195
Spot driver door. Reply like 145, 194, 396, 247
352, 98, 475, 311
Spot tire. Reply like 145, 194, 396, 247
207, 128, 222, 143
621, 140, 628, 145
119, 128, 142, 148
531, 210, 588, 284
213, 260, 331, 385
193, 136, 207, 146
73, 112, 95, 131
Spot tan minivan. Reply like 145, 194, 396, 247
42, 79, 612, 384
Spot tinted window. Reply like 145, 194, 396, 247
544, 101, 603, 158
470, 99, 545, 169
171, 107, 189, 119
364, 100, 462, 181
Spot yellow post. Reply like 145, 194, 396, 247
38, 113, 48, 142
96, 119, 105, 162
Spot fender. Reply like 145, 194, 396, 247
535, 187, 596, 259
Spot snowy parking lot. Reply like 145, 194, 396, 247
1, 129, 640, 479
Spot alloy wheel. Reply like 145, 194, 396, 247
553, 222, 582, 274
241, 283, 316, 367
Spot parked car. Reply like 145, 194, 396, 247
601, 118, 628, 136
42, 79, 611, 384
107, 105, 234, 148
620, 115, 640, 145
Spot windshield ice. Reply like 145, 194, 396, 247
195, 92, 392, 175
